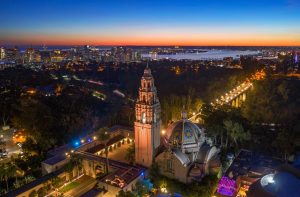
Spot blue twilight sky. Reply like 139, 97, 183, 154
0, 0, 300, 46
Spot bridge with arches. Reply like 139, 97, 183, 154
189, 69, 265, 123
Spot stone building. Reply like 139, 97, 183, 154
155, 115, 220, 183
134, 65, 161, 167
134, 65, 220, 183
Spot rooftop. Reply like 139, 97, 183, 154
75, 151, 146, 189
225, 149, 282, 180
43, 154, 67, 165
6, 169, 64, 197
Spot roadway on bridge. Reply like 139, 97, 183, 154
189, 69, 265, 122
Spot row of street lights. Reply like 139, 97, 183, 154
67, 135, 99, 156
212, 82, 253, 107
211, 69, 265, 107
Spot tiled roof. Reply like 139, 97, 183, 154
6, 169, 64, 197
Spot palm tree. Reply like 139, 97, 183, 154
50, 177, 62, 196
64, 160, 75, 181
10, 157, 23, 188
223, 120, 250, 150
223, 120, 232, 148
71, 154, 82, 177
125, 143, 135, 164
206, 124, 225, 147
272, 130, 295, 162
64, 154, 83, 180
0, 163, 16, 192
0, 165, 6, 191
98, 127, 110, 174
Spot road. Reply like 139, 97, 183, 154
0, 128, 21, 162
211, 81, 252, 107
211, 69, 265, 107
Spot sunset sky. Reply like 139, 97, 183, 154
1, 0, 300, 46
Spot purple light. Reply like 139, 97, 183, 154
217, 176, 237, 196
88, 138, 92, 142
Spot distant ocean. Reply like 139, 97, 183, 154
142, 49, 261, 60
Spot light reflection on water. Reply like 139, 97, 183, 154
142, 50, 260, 60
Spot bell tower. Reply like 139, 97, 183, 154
135, 65, 161, 167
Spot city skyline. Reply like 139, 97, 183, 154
1, 0, 300, 46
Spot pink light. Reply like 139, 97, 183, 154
217, 176, 237, 196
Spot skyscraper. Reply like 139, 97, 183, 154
5, 47, 20, 62
295, 51, 299, 63
0, 47, 5, 60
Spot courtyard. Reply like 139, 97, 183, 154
107, 140, 132, 163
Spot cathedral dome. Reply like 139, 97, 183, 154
165, 119, 203, 148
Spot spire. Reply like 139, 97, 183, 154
181, 105, 187, 120
143, 62, 152, 77
181, 105, 187, 152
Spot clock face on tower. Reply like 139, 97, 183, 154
142, 112, 146, 124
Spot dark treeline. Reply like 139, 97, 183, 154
0, 59, 257, 161
86, 60, 257, 126
203, 72, 300, 160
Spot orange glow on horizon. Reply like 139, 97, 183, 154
1, 32, 300, 46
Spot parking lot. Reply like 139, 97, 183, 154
0, 127, 21, 162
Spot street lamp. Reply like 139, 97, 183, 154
161, 129, 166, 135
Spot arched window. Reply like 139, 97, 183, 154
142, 112, 146, 123
167, 159, 173, 172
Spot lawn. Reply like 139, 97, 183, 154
59, 181, 80, 193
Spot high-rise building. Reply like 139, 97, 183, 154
295, 51, 299, 63
24, 48, 35, 63
51, 50, 64, 62
5, 47, 19, 61
134, 65, 161, 167
40, 50, 51, 63
0, 47, 5, 60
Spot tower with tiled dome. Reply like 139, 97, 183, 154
134, 64, 220, 183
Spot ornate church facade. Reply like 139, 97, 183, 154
134, 66, 220, 183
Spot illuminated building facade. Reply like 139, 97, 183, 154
155, 115, 220, 183
0, 47, 5, 59
134, 65, 161, 167
295, 51, 299, 63
24, 48, 35, 63
5, 47, 20, 62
